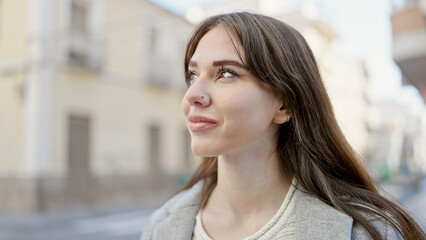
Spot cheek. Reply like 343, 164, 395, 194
221, 90, 265, 116
222, 91, 276, 128
220, 95, 260, 131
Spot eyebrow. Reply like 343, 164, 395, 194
188, 60, 247, 69
188, 61, 198, 67
213, 60, 247, 69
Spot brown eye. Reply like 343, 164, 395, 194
188, 71, 198, 84
218, 67, 237, 79
221, 71, 234, 78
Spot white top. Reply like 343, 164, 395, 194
192, 181, 297, 240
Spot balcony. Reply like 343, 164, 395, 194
391, 6, 426, 101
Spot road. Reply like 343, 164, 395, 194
0, 178, 425, 240
0, 206, 156, 240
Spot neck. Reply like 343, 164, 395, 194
207, 143, 291, 217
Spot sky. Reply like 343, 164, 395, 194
150, 0, 391, 58
149, 0, 424, 107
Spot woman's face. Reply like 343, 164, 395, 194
182, 26, 288, 157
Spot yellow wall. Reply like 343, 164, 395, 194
0, 0, 28, 175
50, 68, 188, 177
0, 73, 25, 175
0, 0, 28, 61
104, 0, 145, 75
1, 0, 193, 177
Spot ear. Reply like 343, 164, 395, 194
273, 101, 292, 124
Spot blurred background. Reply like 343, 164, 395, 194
0, 0, 425, 239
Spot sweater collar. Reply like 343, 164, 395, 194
151, 180, 354, 240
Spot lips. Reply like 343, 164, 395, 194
188, 115, 219, 132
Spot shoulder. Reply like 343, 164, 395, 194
149, 180, 204, 219
293, 187, 401, 240
140, 180, 204, 240
293, 187, 353, 239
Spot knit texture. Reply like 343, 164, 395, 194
192, 182, 296, 240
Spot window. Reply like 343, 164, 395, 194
150, 26, 157, 54
148, 125, 161, 172
147, 25, 168, 87
71, 1, 87, 34
68, 0, 89, 67
68, 115, 91, 182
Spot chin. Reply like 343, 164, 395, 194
191, 144, 220, 158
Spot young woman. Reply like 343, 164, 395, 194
141, 12, 425, 240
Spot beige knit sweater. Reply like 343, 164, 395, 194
192, 182, 296, 240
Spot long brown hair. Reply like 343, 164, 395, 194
183, 12, 425, 240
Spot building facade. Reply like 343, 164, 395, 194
366, 99, 426, 182
391, 0, 426, 102
0, 0, 194, 213
389, 0, 426, 181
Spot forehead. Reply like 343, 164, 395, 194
190, 26, 246, 64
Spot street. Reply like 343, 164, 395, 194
0, 206, 156, 240
0, 178, 425, 240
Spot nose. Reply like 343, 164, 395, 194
184, 79, 211, 107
